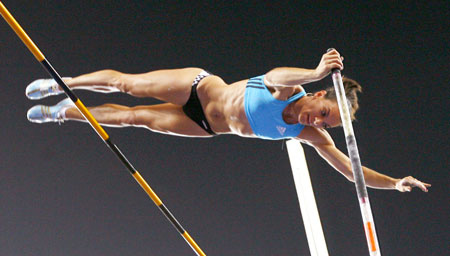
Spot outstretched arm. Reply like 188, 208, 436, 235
297, 127, 431, 192
265, 49, 344, 87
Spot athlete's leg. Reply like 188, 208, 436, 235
64, 103, 213, 137
67, 68, 205, 104
26, 68, 207, 104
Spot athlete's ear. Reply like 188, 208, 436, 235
313, 90, 327, 98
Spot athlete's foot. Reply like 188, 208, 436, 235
25, 77, 71, 100
27, 98, 74, 124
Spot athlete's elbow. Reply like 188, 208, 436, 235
267, 67, 285, 74
265, 68, 289, 82
311, 138, 336, 151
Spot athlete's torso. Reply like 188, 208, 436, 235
195, 74, 304, 139
244, 75, 305, 140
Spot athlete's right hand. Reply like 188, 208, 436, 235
395, 176, 431, 192
314, 49, 344, 80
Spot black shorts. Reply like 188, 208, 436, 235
182, 70, 216, 135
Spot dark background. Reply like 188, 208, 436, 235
1, 1, 448, 255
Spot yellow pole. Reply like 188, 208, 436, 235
0, 2, 206, 255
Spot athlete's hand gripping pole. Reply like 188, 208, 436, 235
327, 48, 381, 256
0, 2, 205, 255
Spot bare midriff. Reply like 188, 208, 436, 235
196, 76, 257, 137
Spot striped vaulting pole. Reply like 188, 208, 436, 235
327, 49, 381, 255
0, 2, 206, 255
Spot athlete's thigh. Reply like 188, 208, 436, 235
121, 68, 204, 105
132, 103, 213, 137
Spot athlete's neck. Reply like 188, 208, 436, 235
283, 101, 300, 124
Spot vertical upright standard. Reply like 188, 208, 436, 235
286, 140, 329, 256
328, 49, 381, 255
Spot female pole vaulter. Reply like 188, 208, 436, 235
26, 49, 431, 193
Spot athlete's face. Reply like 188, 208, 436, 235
297, 91, 341, 129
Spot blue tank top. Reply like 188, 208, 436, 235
244, 75, 306, 140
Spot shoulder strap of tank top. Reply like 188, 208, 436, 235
287, 90, 306, 102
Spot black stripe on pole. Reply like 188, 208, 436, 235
40, 59, 78, 102
159, 204, 186, 234
105, 139, 137, 175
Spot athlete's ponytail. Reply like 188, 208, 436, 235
324, 77, 362, 120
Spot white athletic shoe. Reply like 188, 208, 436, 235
25, 78, 71, 100
27, 98, 74, 124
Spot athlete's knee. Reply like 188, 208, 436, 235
100, 69, 127, 92
118, 107, 138, 126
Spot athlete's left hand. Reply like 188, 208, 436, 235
395, 176, 431, 192
314, 49, 344, 80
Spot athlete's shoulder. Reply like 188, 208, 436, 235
297, 126, 334, 146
